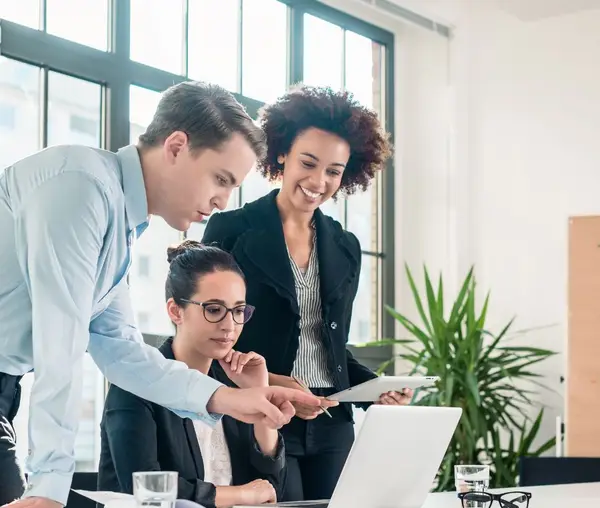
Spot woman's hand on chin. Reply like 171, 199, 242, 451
219, 350, 269, 389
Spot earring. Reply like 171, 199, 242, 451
277, 155, 285, 165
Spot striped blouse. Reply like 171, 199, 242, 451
287, 231, 335, 388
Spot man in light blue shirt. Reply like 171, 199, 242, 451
0, 81, 319, 508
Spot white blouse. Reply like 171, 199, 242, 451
192, 418, 233, 486
288, 232, 335, 388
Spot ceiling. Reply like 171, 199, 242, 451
495, 0, 600, 21
383, 0, 600, 25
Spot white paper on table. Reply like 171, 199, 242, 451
72, 489, 135, 507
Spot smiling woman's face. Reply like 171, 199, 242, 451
166, 270, 247, 360
278, 127, 351, 212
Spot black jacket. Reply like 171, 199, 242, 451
97, 338, 286, 507
202, 190, 377, 420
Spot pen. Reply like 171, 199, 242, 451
292, 375, 333, 418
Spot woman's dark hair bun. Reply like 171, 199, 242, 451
165, 239, 245, 306
166, 239, 203, 264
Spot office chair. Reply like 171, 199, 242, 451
519, 457, 600, 486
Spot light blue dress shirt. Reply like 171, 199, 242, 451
0, 145, 223, 504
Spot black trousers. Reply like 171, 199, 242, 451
0, 372, 26, 504
281, 388, 355, 502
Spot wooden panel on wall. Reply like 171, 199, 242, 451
567, 215, 600, 456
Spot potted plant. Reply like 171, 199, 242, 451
359, 265, 557, 490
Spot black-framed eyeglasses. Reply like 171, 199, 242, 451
180, 299, 255, 324
458, 491, 532, 508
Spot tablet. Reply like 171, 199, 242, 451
326, 376, 439, 403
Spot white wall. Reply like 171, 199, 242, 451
331, 0, 600, 450
449, 1, 600, 450
394, 0, 600, 449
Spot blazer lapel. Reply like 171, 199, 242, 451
314, 209, 359, 306
160, 338, 205, 479
236, 191, 299, 315
183, 419, 205, 479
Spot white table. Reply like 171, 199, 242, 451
422, 482, 600, 507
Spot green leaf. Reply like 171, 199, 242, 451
405, 263, 433, 335
356, 338, 414, 348
376, 264, 556, 490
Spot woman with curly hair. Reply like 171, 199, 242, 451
202, 85, 412, 501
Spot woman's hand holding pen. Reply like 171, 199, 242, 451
268, 373, 338, 420
293, 396, 338, 420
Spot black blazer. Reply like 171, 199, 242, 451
202, 190, 377, 420
97, 338, 286, 508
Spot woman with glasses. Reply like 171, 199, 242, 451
98, 241, 286, 508
202, 85, 413, 502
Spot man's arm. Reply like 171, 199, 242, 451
87, 281, 222, 424
13, 172, 110, 505
87, 241, 321, 431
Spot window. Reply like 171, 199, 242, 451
129, 85, 182, 336
13, 371, 107, 471
69, 114, 99, 138
0, 0, 41, 29
346, 182, 379, 253
138, 255, 151, 277
74, 354, 106, 471
187, 0, 240, 91
304, 15, 344, 90
358, 319, 370, 341
1, 0, 108, 48
241, 0, 288, 102
0, 58, 41, 169
129, 85, 161, 135
0, 103, 16, 129
320, 196, 345, 227
344, 30, 386, 344
130, 0, 185, 74
240, 167, 279, 206
46, 0, 109, 51
48, 72, 102, 147
186, 0, 288, 100
186, 221, 207, 242
187, 184, 241, 240
349, 253, 382, 345
345, 31, 383, 111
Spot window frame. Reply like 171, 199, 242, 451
0, 0, 395, 365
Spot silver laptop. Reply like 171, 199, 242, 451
236, 405, 462, 508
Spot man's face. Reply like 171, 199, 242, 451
159, 132, 257, 231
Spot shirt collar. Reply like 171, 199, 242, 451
117, 145, 149, 232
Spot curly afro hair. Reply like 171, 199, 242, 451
256, 85, 392, 195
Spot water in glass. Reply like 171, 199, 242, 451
455, 465, 490, 508
133, 471, 178, 508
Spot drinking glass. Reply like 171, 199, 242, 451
133, 471, 178, 508
455, 465, 490, 508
